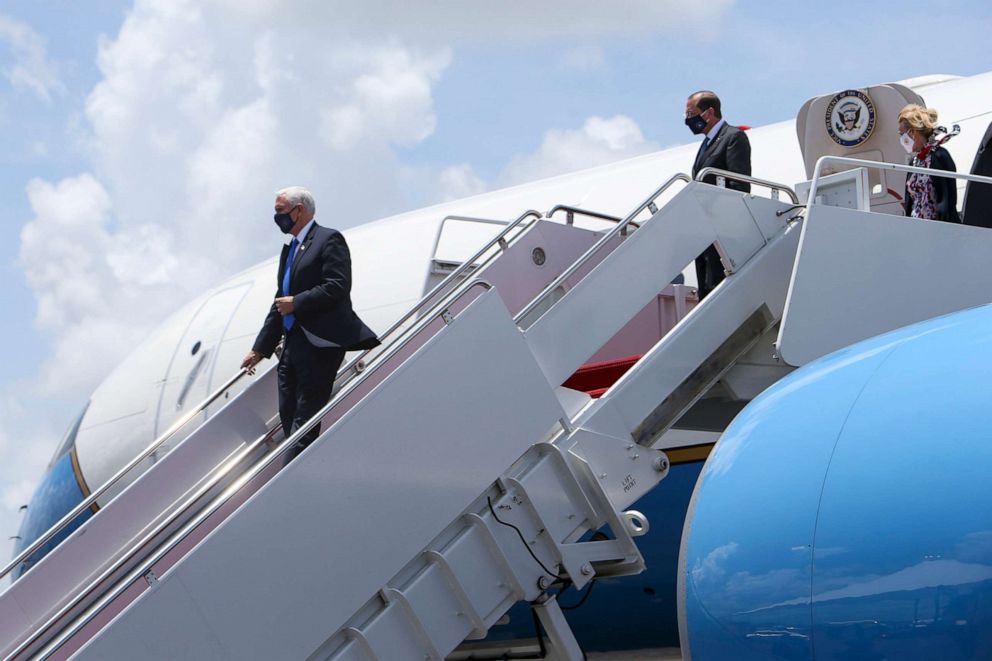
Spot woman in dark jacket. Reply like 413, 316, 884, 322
898, 104, 961, 223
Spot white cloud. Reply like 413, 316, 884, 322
499, 115, 660, 186
557, 46, 607, 73
438, 163, 488, 202
0, 13, 63, 101
0, 391, 63, 568
19, 174, 169, 396
319, 47, 451, 151
20, 175, 114, 333
426, 114, 660, 207
428, 114, 660, 201
259, 1, 733, 43
20, 0, 457, 403
6, 0, 739, 552
16, 0, 736, 397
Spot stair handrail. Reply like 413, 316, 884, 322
0, 368, 250, 583
514, 173, 692, 325
17, 185, 689, 652
545, 204, 642, 237
546, 204, 622, 225
19, 280, 497, 661
429, 214, 511, 264
806, 155, 992, 207
1, 210, 540, 585
694, 167, 800, 203
336, 209, 542, 382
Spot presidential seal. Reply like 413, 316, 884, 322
825, 89, 876, 147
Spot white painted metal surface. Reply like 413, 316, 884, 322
25, 173, 982, 659
0, 365, 277, 659
795, 167, 871, 211
66, 181, 797, 660
589, 212, 800, 444
1, 216, 607, 659
478, 220, 603, 316
19, 70, 979, 522
42, 70, 992, 535
524, 182, 770, 387
795, 82, 924, 214
74, 291, 570, 660
9, 70, 992, 661
21, 168, 985, 659
777, 205, 992, 366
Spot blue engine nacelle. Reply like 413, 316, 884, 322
680, 305, 992, 660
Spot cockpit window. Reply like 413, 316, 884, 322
12, 449, 94, 579
47, 402, 89, 469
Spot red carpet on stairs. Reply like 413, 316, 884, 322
562, 355, 641, 398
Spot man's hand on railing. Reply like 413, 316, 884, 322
241, 350, 263, 375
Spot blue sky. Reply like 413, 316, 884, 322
0, 0, 989, 550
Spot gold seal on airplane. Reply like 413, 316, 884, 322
825, 90, 876, 147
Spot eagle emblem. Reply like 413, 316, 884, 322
825, 90, 876, 147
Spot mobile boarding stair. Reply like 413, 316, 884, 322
7, 157, 992, 660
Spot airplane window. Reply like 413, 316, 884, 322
191, 341, 201, 356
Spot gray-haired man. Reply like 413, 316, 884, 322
242, 186, 379, 456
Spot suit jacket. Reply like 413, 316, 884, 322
253, 222, 379, 357
692, 122, 752, 193
962, 120, 992, 228
903, 146, 961, 224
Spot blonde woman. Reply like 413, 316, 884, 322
898, 104, 961, 222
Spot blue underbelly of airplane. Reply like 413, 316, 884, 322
681, 304, 992, 660
12, 450, 92, 579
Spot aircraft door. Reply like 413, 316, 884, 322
153, 283, 252, 442
796, 83, 926, 215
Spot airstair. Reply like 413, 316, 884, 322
5, 155, 991, 660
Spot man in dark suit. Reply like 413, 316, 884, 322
685, 90, 752, 299
962, 119, 992, 228
242, 186, 379, 456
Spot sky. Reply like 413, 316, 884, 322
0, 0, 989, 558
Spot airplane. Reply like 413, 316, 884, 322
679, 303, 992, 660
4, 68, 992, 658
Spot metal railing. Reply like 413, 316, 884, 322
10, 196, 650, 652
806, 155, 992, 207
514, 173, 692, 326
335, 209, 542, 383
0, 368, 250, 583
695, 167, 800, 203
20, 280, 497, 661
428, 214, 511, 264
546, 204, 622, 225
545, 204, 640, 237
4, 209, 542, 629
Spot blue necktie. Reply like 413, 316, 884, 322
696, 136, 711, 165
282, 238, 298, 331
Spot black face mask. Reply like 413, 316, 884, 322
273, 208, 296, 234
685, 113, 708, 135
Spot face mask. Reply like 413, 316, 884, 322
900, 132, 916, 154
685, 113, 708, 135
273, 208, 296, 234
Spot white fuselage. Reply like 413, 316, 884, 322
64, 71, 992, 501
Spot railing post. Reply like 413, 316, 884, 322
693, 167, 799, 203
807, 156, 992, 212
